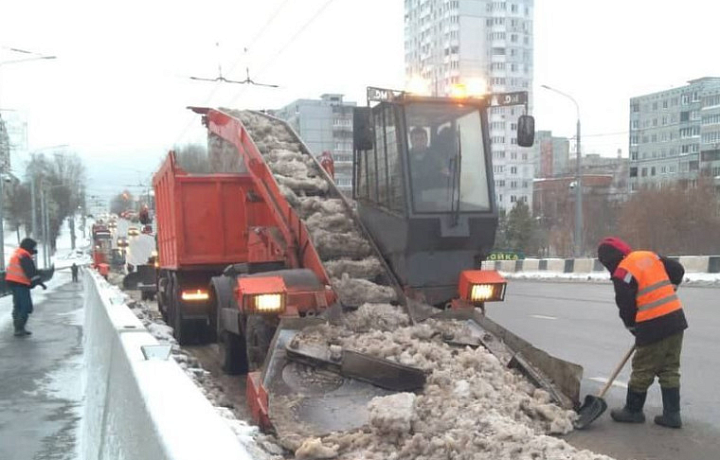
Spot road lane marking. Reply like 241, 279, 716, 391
589, 377, 628, 389
530, 314, 557, 320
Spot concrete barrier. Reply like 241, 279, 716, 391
496, 255, 720, 278
522, 259, 540, 271
499, 260, 516, 272
573, 258, 595, 273
82, 271, 252, 460
678, 256, 710, 273
546, 259, 565, 272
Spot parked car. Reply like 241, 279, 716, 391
127, 226, 140, 237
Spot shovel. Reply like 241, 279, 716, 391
574, 344, 636, 430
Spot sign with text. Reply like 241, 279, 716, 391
487, 250, 525, 261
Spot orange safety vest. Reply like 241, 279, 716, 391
618, 251, 682, 323
6, 248, 32, 286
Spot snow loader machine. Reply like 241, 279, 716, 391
188, 87, 582, 439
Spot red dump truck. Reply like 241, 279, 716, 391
154, 152, 286, 344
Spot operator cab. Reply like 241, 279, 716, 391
353, 87, 534, 305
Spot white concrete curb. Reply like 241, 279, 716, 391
81, 270, 253, 460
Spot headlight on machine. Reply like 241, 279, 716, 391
237, 276, 287, 315
459, 270, 507, 304
252, 293, 284, 313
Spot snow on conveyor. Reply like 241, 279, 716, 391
223, 110, 397, 307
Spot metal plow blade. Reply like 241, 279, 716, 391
433, 308, 584, 410
259, 317, 424, 444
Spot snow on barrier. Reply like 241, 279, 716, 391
82, 270, 252, 460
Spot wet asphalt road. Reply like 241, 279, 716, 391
488, 279, 720, 460
0, 275, 84, 460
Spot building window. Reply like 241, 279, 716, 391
681, 94, 690, 105
510, 166, 517, 174
642, 167, 648, 177
651, 166, 656, 176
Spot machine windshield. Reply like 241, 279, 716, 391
405, 102, 491, 214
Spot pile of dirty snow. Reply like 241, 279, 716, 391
284, 304, 615, 460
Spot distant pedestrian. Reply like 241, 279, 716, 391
71, 263, 79, 283
597, 236, 687, 429
6, 238, 47, 337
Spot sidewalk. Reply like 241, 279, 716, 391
0, 271, 84, 460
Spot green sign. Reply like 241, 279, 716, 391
488, 251, 525, 261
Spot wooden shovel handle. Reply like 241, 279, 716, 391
598, 345, 636, 398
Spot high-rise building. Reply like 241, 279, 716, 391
629, 77, 720, 191
274, 94, 356, 193
404, 0, 535, 209
533, 130, 569, 178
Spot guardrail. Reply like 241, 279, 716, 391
82, 270, 252, 460
487, 255, 720, 275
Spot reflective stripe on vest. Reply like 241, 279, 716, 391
6, 248, 31, 285
618, 251, 682, 323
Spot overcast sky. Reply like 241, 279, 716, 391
1, 0, 719, 199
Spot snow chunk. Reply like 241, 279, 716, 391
368, 393, 416, 438
332, 275, 397, 306
295, 438, 339, 459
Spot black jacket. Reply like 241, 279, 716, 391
611, 255, 688, 346
7, 252, 43, 289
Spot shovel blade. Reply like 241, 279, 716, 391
573, 394, 608, 430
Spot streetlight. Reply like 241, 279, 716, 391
541, 84, 583, 257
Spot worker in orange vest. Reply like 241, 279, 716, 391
597, 237, 687, 428
6, 238, 47, 337
319, 151, 335, 180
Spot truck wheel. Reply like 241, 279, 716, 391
246, 315, 276, 372
219, 331, 248, 375
157, 274, 168, 322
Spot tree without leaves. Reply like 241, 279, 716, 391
618, 180, 720, 255
4, 181, 32, 242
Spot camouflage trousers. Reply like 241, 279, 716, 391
629, 331, 684, 391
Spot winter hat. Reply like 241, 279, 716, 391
597, 237, 632, 272
20, 238, 38, 255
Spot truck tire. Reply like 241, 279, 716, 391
157, 273, 168, 323
219, 331, 248, 375
245, 315, 276, 372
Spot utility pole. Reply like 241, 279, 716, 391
31, 174, 38, 239
575, 117, 582, 257
44, 190, 51, 268
0, 163, 5, 271
40, 188, 47, 268
541, 85, 583, 257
